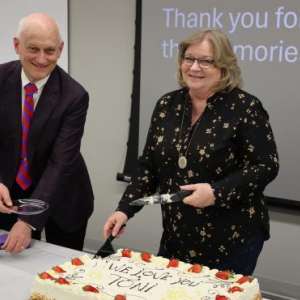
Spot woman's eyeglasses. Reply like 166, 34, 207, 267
183, 56, 215, 68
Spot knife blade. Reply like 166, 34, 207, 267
129, 190, 193, 206
93, 224, 126, 258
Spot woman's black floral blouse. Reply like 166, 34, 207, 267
117, 87, 279, 266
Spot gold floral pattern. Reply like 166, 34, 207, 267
118, 88, 279, 267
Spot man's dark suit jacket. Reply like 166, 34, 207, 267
0, 61, 94, 231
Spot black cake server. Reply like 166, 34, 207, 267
93, 224, 126, 258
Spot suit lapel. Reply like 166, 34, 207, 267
3, 62, 22, 160
28, 68, 60, 161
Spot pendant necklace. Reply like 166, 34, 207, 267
177, 104, 203, 169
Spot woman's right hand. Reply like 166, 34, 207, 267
103, 211, 128, 239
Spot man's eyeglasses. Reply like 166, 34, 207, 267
182, 56, 215, 68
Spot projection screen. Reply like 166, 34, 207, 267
139, 0, 300, 202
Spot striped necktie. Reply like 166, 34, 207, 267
16, 82, 38, 190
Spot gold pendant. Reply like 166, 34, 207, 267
178, 156, 187, 169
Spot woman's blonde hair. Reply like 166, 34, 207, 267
177, 29, 242, 92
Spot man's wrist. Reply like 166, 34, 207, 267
18, 219, 36, 231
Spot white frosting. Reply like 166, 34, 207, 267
30, 250, 260, 300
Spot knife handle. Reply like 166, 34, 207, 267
171, 190, 193, 202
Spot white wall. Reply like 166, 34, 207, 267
0, 0, 68, 70
69, 1, 300, 298
256, 209, 300, 298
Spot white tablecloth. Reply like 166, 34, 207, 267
0, 234, 84, 299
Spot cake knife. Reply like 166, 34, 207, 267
129, 190, 192, 206
93, 224, 126, 258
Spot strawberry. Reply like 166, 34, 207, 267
52, 266, 66, 273
56, 277, 70, 285
82, 285, 99, 293
236, 275, 252, 284
188, 264, 202, 273
121, 248, 132, 258
71, 257, 84, 266
167, 258, 179, 268
215, 270, 232, 280
228, 286, 243, 293
141, 252, 151, 262
39, 272, 54, 280
114, 295, 126, 300
215, 296, 229, 300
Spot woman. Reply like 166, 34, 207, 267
104, 29, 279, 275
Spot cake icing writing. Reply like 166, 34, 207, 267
30, 249, 262, 300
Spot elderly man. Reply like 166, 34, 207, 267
0, 13, 94, 253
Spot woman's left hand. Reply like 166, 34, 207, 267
180, 183, 216, 208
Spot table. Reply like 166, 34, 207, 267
0, 232, 271, 300
0, 234, 84, 299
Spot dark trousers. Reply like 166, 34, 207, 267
158, 231, 264, 275
213, 232, 265, 275
0, 182, 87, 251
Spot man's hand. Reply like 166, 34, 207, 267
103, 211, 128, 239
181, 183, 216, 208
1, 219, 32, 253
0, 183, 14, 213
